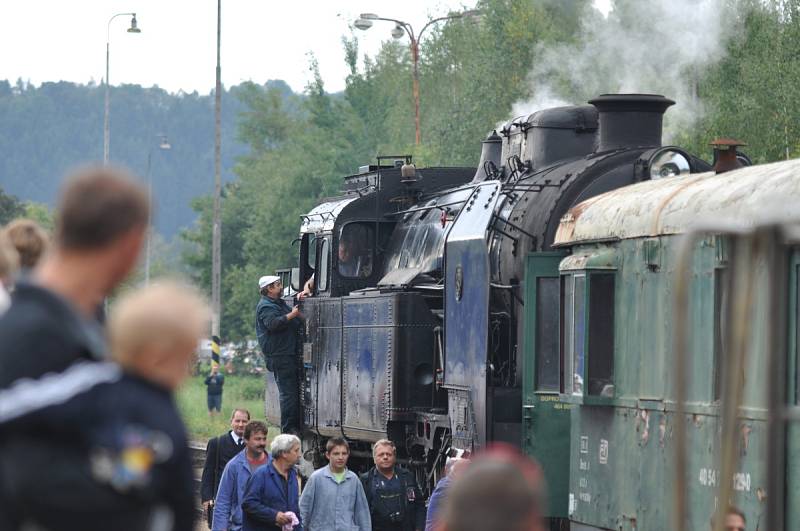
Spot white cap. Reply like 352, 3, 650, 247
258, 275, 281, 290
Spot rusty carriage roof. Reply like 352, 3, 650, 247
553, 158, 800, 246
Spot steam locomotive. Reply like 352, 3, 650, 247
264, 94, 712, 491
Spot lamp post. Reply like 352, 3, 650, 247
144, 134, 172, 286
104, 13, 140, 166
212, 0, 222, 340
354, 10, 480, 145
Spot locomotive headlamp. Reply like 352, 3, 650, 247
647, 148, 691, 180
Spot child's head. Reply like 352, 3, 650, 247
109, 281, 209, 389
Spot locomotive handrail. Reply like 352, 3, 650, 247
490, 214, 537, 241
383, 199, 466, 217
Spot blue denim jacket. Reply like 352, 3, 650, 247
242, 462, 303, 531
212, 450, 270, 531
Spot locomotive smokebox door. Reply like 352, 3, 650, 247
444, 181, 502, 450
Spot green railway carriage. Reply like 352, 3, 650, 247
523, 158, 800, 529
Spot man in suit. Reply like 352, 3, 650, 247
201, 408, 251, 526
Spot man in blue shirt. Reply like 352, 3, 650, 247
424, 455, 468, 531
255, 275, 303, 434
212, 420, 270, 531
299, 437, 371, 530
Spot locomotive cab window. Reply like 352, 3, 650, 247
338, 223, 374, 278
317, 237, 330, 292
561, 271, 616, 397
299, 233, 316, 292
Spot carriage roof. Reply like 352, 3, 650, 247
553, 158, 800, 246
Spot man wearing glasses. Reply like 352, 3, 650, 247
255, 275, 303, 435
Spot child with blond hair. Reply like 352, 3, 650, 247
0, 232, 19, 314
0, 281, 209, 531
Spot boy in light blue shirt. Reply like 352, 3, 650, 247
299, 437, 371, 531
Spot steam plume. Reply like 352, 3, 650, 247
511, 0, 741, 139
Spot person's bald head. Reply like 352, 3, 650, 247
440, 447, 544, 531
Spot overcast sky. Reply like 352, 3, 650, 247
0, 0, 488, 94
2, 1, 611, 95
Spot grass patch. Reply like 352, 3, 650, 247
176, 372, 278, 443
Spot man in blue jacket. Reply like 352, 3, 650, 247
242, 434, 303, 530
212, 420, 270, 531
255, 275, 303, 434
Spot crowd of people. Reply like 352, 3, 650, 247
0, 165, 753, 531
0, 164, 548, 531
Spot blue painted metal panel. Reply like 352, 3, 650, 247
444, 181, 502, 448
342, 297, 391, 437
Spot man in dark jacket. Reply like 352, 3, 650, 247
202, 408, 251, 520
255, 275, 303, 434
205, 364, 225, 416
0, 281, 206, 531
0, 166, 149, 388
361, 439, 425, 531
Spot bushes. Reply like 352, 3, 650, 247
177, 373, 270, 441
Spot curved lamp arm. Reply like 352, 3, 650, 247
107, 12, 137, 42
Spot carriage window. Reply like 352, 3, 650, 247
713, 268, 729, 401
561, 275, 586, 395
318, 238, 330, 291
587, 274, 615, 396
339, 223, 374, 278
536, 277, 560, 392
573, 276, 586, 395
561, 276, 573, 394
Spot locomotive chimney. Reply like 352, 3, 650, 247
588, 94, 675, 152
471, 130, 503, 182
710, 138, 746, 174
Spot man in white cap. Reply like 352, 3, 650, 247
255, 275, 303, 434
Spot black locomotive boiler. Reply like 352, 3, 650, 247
264, 94, 711, 485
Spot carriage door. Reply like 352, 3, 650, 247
786, 248, 800, 529
522, 251, 569, 519
444, 181, 501, 450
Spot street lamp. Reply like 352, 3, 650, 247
144, 134, 171, 286
354, 9, 480, 145
104, 13, 141, 166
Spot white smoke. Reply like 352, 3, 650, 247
512, 0, 741, 139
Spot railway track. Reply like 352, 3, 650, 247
189, 441, 208, 517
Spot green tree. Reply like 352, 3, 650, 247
0, 187, 24, 225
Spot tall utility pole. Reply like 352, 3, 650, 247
212, 0, 222, 338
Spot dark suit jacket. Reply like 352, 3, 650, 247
201, 431, 243, 502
